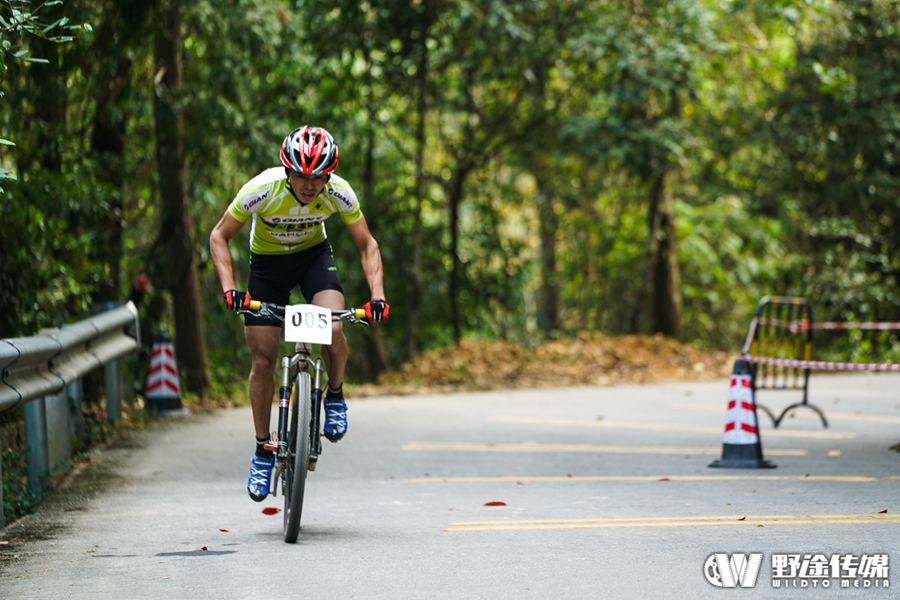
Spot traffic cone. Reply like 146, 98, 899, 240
145, 330, 184, 415
709, 358, 775, 469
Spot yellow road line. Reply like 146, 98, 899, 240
446, 514, 900, 532
406, 474, 900, 483
401, 441, 807, 456
489, 416, 855, 440
671, 403, 900, 425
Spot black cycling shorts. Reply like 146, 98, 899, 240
245, 241, 343, 327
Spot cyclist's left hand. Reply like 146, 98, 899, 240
364, 298, 390, 322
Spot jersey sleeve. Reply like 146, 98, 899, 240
326, 180, 363, 226
227, 181, 274, 223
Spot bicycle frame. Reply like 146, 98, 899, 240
278, 344, 323, 468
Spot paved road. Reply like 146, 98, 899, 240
2, 373, 899, 599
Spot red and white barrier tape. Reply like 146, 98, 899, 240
746, 355, 900, 372
812, 321, 900, 330
758, 318, 900, 332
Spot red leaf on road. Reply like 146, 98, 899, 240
516, 481, 531, 485
566, 474, 573, 478
198, 546, 208, 551
737, 516, 746, 521
262, 507, 281, 515
219, 528, 238, 532
484, 501, 507, 507
877, 509, 888, 514
658, 477, 670, 482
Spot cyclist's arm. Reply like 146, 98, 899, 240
346, 216, 385, 300
210, 211, 246, 293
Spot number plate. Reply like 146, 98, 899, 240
284, 304, 332, 345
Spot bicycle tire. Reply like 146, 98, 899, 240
283, 371, 311, 543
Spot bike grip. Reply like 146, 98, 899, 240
355, 308, 367, 320
248, 299, 262, 311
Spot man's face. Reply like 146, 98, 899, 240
288, 171, 329, 204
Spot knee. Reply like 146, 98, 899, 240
251, 352, 277, 376
332, 323, 346, 345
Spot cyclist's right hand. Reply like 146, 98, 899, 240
223, 289, 251, 312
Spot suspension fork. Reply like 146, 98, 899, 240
275, 352, 306, 460
309, 357, 325, 465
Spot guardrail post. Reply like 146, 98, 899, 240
45, 389, 72, 476
24, 399, 50, 497
68, 378, 85, 442
0, 457, 5, 529
93, 302, 123, 422
104, 360, 122, 422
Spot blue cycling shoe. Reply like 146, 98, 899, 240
247, 454, 275, 502
323, 397, 348, 442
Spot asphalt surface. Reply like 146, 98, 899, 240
1, 373, 899, 599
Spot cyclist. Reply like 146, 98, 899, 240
209, 126, 390, 502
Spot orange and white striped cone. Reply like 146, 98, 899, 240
145, 330, 183, 414
709, 358, 775, 469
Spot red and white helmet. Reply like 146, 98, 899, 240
280, 126, 340, 176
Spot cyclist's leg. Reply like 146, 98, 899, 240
310, 289, 347, 387
298, 242, 347, 440
245, 325, 281, 439
244, 253, 295, 500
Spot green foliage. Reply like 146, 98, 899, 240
2, 0, 900, 399
2, 444, 40, 525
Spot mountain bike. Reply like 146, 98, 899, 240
239, 300, 368, 543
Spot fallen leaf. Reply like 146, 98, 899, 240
757, 524, 764, 527
484, 501, 507, 507
658, 477, 670, 482
516, 481, 531, 486
737, 516, 746, 521
86, 548, 96, 553
566, 474, 573, 478
198, 546, 208, 551
877, 509, 888, 514
262, 507, 281, 515
219, 528, 238, 532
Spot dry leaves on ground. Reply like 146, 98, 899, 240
352, 332, 736, 397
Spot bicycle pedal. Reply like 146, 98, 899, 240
263, 442, 278, 452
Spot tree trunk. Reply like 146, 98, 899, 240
153, 0, 209, 396
408, 5, 430, 359
534, 177, 560, 335
360, 117, 391, 377
25, 3, 66, 174
89, 54, 131, 304
447, 164, 470, 343
629, 171, 664, 334
651, 184, 681, 337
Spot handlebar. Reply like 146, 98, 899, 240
241, 300, 369, 326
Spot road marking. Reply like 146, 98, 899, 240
489, 416, 855, 440
406, 474, 900, 483
672, 403, 900, 425
401, 441, 807, 456
446, 513, 900, 532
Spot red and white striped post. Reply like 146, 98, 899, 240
145, 331, 183, 414
709, 358, 775, 469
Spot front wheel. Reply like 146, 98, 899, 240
283, 371, 311, 543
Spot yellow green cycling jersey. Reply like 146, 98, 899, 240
227, 167, 363, 255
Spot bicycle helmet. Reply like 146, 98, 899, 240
280, 126, 340, 176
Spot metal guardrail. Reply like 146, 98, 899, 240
0, 302, 140, 413
1, 302, 140, 529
